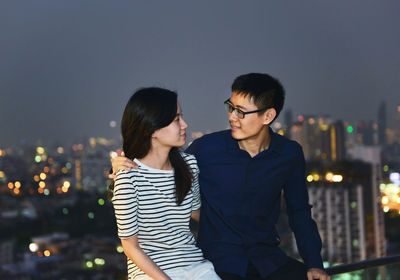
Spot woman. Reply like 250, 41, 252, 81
109, 87, 220, 280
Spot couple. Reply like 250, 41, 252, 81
109, 73, 330, 280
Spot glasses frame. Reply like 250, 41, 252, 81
224, 99, 270, 119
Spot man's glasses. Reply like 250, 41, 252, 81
224, 99, 269, 119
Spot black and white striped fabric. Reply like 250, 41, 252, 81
112, 153, 204, 280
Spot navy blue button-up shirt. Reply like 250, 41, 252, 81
185, 128, 323, 278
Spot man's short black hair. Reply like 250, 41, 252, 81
231, 73, 285, 122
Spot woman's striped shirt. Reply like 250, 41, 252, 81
111, 153, 204, 279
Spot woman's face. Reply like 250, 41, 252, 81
152, 103, 188, 148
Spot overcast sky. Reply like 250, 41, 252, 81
1, 1, 399, 147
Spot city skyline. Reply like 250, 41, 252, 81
1, 1, 400, 147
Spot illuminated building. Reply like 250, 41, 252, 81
355, 121, 376, 146
289, 116, 346, 161
306, 158, 386, 264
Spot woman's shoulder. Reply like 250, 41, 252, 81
180, 152, 199, 172
115, 169, 140, 184
180, 152, 197, 164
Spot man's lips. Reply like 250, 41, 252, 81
230, 124, 240, 131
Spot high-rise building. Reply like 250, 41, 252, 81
378, 101, 387, 146
283, 109, 293, 138
289, 116, 346, 162
306, 158, 385, 264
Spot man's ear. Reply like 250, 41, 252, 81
263, 108, 276, 125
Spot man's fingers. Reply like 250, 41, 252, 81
307, 271, 313, 280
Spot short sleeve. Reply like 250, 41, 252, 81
191, 161, 201, 211
111, 170, 138, 239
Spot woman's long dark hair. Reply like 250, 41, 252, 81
108, 87, 193, 204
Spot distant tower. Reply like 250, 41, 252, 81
377, 102, 387, 146
284, 109, 293, 137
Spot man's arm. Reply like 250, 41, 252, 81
283, 143, 329, 279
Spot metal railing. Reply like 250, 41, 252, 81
325, 254, 400, 275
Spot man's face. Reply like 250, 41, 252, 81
227, 92, 273, 140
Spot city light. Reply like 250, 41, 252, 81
320, 124, 329, 131
98, 198, 105, 206
94, 258, 105, 265
57, 147, 64, 154
36, 147, 45, 154
44, 166, 50, 173
15, 181, 21, 188
44, 250, 51, 257
86, 261, 93, 268
62, 186, 69, 193
0, 171, 5, 178
13, 188, 20, 195
382, 196, 389, 204
38, 188, 44, 194
325, 172, 334, 181
0, 149, 3, 156
383, 206, 390, 213
110, 151, 118, 158
306, 175, 313, 182
116, 246, 124, 253
383, 165, 389, 172
29, 243, 38, 253
63, 181, 70, 188
313, 174, 320, 181
40, 173, 46, 180
34, 175, 40, 182
346, 126, 353, 133
88, 212, 95, 219
332, 175, 343, 182
61, 167, 68, 174
8, 182, 14, 189
39, 181, 46, 188
62, 208, 69, 215
44, 189, 50, 196
34, 155, 42, 163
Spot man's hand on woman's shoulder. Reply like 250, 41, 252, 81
109, 151, 137, 180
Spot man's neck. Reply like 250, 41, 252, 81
238, 127, 271, 158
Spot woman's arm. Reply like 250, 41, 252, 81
121, 235, 171, 280
190, 209, 200, 222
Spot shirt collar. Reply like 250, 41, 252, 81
226, 126, 282, 154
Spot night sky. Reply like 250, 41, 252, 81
1, 1, 399, 147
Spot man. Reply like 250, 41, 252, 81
111, 73, 330, 280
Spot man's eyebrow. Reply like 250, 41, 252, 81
227, 99, 251, 110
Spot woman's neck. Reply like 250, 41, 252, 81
138, 146, 172, 170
